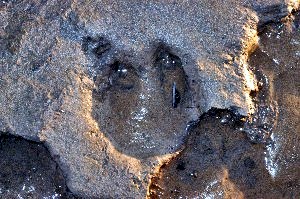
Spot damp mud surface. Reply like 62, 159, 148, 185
0, 134, 73, 198
248, 11, 300, 184
149, 110, 297, 198
0, 1, 299, 198
148, 12, 300, 198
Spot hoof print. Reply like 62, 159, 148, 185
92, 42, 192, 158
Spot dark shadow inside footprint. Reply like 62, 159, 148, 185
91, 41, 193, 158
109, 61, 139, 91
154, 44, 188, 108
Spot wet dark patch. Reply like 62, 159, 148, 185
148, 109, 282, 198
243, 49, 277, 144
0, 133, 75, 198
176, 161, 186, 171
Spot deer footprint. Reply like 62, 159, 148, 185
90, 39, 192, 158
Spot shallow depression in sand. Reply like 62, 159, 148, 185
91, 43, 192, 158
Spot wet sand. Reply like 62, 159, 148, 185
0, 134, 73, 198
148, 12, 300, 199
0, 1, 299, 198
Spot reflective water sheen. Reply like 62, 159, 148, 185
249, 12, 300, 181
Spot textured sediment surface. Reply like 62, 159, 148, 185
0, 134, 72, 198
149, 10, 300, 198
0, 0, 299, 198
